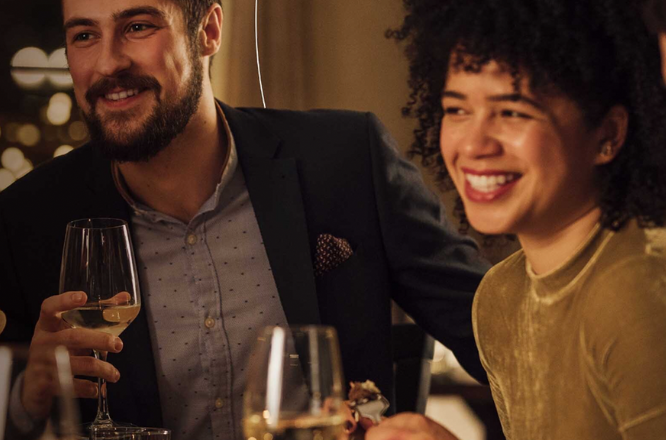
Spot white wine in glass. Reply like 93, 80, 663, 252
243, 326, 347, 440
59, 218, 141, 429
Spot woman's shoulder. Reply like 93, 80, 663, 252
474, 248, 527, 322
581, 224, 666, 341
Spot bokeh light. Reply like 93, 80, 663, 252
4, 124, 19, 143
10, 47, 48, 88
1, 147, 25, 172
48, 48, 73, 88
0, 169, 16, 191
17, 124, 41, 147
68, 121, 87, 141
13, 159, 34, 179
47, 93, 73, 125
54, 145, 74, 157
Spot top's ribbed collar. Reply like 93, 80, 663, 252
527, 223, 614, 303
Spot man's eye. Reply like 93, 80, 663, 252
128, 23, 154, 33
501, 110, 532, 119
74, 33, 91, 42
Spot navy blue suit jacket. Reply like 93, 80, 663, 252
0, 102, 489, 427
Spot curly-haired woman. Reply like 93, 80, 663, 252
369, 0, 666, 439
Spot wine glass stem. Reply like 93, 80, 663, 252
93, 350, 113, 426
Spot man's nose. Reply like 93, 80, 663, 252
95, 38, 131, 77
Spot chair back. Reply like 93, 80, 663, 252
392, 324, 435, 414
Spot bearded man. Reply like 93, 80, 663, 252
0, 1, 488, 439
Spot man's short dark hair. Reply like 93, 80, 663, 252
173, 0, 223, 42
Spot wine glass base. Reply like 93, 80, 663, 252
83, 420, 138, 433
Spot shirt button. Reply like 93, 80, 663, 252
215, 398, 224, 408
205, 317, 215, 329
187, 234, 198, 245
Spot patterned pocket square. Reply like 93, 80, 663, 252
314, 234, 354, 277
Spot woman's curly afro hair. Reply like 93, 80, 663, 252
388, 0, 666, 230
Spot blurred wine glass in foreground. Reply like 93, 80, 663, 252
0, 345, 82, 440
59, 218, 141, 429
243, 326, 347, 440
89, 427, 170, 439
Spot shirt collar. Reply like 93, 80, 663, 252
112, 101, 239, 222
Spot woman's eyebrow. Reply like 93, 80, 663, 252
441, 91, 467, 100
487, 93, 545, 111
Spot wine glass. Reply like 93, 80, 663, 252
0, 344, 83, 440
59, 218, 141, 429
89, 426, 171, 439
243, 325, 347, 440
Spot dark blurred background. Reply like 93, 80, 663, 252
1, 1, 83, 179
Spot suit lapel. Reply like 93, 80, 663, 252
221, 103, 321, 325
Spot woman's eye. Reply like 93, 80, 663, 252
501, 109, 532, 119
443, 107, 467, 117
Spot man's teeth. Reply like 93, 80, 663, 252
466, 173, 518, 192
105, 89, 140, 101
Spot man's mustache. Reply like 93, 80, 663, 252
85, 75, 161, 107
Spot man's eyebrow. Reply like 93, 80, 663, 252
487, 93, 545, 111
113, 6, 167, 22
64, 18, 98, 32
64, 7, 166, 32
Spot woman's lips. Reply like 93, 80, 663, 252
462, 169, 522, 203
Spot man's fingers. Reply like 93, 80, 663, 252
73, 379, 99, 399
39, 327, 123, 354
103, 292, 131, 306
37, 292, 87, 331
70, 355, 121, 383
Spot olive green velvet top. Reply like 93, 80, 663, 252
473, 220, 666, 439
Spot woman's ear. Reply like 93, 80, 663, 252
594, 105, 629, 165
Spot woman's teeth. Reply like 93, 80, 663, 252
465, 173, 519, 192
105, 88, 140, 101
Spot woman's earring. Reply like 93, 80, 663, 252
601, 141, 613, 157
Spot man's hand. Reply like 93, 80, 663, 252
22, 291, 124, 419
366, 413, 460, 440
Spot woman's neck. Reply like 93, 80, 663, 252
519, 206, 602, 275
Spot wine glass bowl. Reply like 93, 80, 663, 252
243, 326, 347, 440
59, 218, 141, 429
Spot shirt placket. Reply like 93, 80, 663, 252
185, 221, 235, 439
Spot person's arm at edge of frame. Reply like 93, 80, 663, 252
363, 112, 490, 384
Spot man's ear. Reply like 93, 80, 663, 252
200, 3, 223, 57
594, 105, 629, 165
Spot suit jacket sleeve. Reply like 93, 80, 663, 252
365, 113, 490, 383
0, 200, 35, 343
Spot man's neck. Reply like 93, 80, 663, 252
118, 89, 227, 224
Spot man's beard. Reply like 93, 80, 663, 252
81, 52, 204, 163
